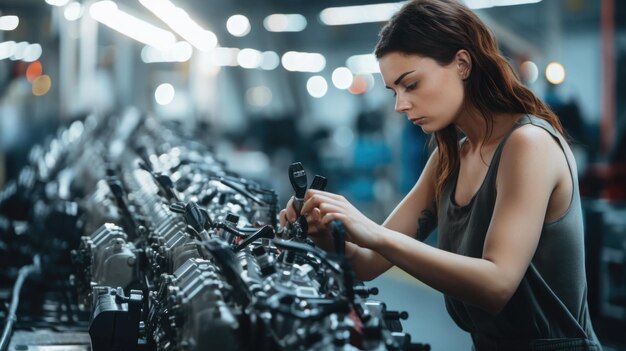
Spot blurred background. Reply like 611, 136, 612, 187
0, 0, 625, 349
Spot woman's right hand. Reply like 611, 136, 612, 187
278, 195, 334, 252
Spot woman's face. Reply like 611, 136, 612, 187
379, 52, 466, 133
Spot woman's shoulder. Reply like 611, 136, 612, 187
497, 121, 569, 187
505, 118, 566, 156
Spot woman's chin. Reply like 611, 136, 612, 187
419, 125, 435, 134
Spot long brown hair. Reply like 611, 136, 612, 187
374, 0, 563, 200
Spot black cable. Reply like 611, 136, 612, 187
0, 255, 40, 351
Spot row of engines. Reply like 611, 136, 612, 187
1, 108, 429, 351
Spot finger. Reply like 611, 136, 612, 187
285, 197, 297, 222
301, 194, 345, 215
312, 208, 322, 221
305, 189, 346, 202
321, 212, 349, 226
279, 209, 287, 226
305, 208, 322, 226
305, 208, 327, 233
317, 202, 345, 218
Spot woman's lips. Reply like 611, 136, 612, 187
410, 117, 426, 125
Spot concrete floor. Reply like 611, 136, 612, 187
370, 267, 473, 350
371, 267, 626, 351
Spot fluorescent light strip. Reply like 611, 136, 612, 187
210, 47, 240, 67
0, 41, 42, 61
0, 16, 19, 31
237, 48, 262, 69
45, 0, 70, 6
138, 0, 218, 52
320, 0, 542, 26
141, 42, 193, 63
64, 2, 83, 21
264, 14, 307, 32
346, 54, 380, 74
320, 2, 405, 26
465, 0, 542, 9
281, 51, 326, 72
89, 1, 176, 51
22, 43, 42, 62
0, 41, 16, 60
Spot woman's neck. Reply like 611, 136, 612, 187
455, 110, 522, 150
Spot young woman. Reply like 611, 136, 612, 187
280, 0, 602, 349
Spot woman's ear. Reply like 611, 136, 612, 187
456, 49, 472, 80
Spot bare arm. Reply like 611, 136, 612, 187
345, 149, 439, 280
307, 125, 565, 314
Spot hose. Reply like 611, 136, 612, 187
0, 255, 41, 351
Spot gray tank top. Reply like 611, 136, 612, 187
437, 115, 602, 350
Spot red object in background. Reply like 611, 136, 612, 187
11, 60, 27, 79
26, 61, 43, 82
580, 163, 626, 201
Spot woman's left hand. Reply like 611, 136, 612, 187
300, 189, 384, 250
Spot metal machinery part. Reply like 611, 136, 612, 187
0, 109, 430, 351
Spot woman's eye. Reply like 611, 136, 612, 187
405, 82, 417, 91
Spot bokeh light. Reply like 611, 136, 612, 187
332, 67, 353, 90
32, 75, 52, 96
306, 76, 328, 98
520, 61, 539, 84
155, 83, 175, 105
348, 74, 374, 95
246, 86, 272, 107
26, 61, 42, 82
226, 15, 251, 37
64, 2, 83, 21
545, 62, 565, 85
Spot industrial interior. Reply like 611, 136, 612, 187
0, 0, 625, 350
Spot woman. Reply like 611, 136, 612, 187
280, 0, 602, 349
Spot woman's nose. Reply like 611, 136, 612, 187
395, 95, 410, 113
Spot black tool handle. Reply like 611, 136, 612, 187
310, 175, 327, 191
330, 220, 346, 256
233, 226, 274, 252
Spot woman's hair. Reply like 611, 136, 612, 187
374, 0, 563, 200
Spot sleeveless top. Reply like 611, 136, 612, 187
437, 115, 602, 350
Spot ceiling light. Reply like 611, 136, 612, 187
346, 54, 380, 74
545, 62, 565, 85
64, 2, 83, 21
45, 0, 70, 6
320, 2, 404, 26
90, 1, 177, 51
464, 0, 542, 9
332, 67, 354, 90
226, 15, 250, 37
237, 48, 262, 69
138, 0, 218, 52
155, 83, 175, 105
22, 43, 42, 62
264, 14, 307, 32
141, 41, 193, 63
10, 41, 29, 61
260, 51, 279, 70
0, 16, 19, 31
0, 41, 15, 60
210, 47, 240, 67
282, 51, 326, 73
307, 76, 328, 98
